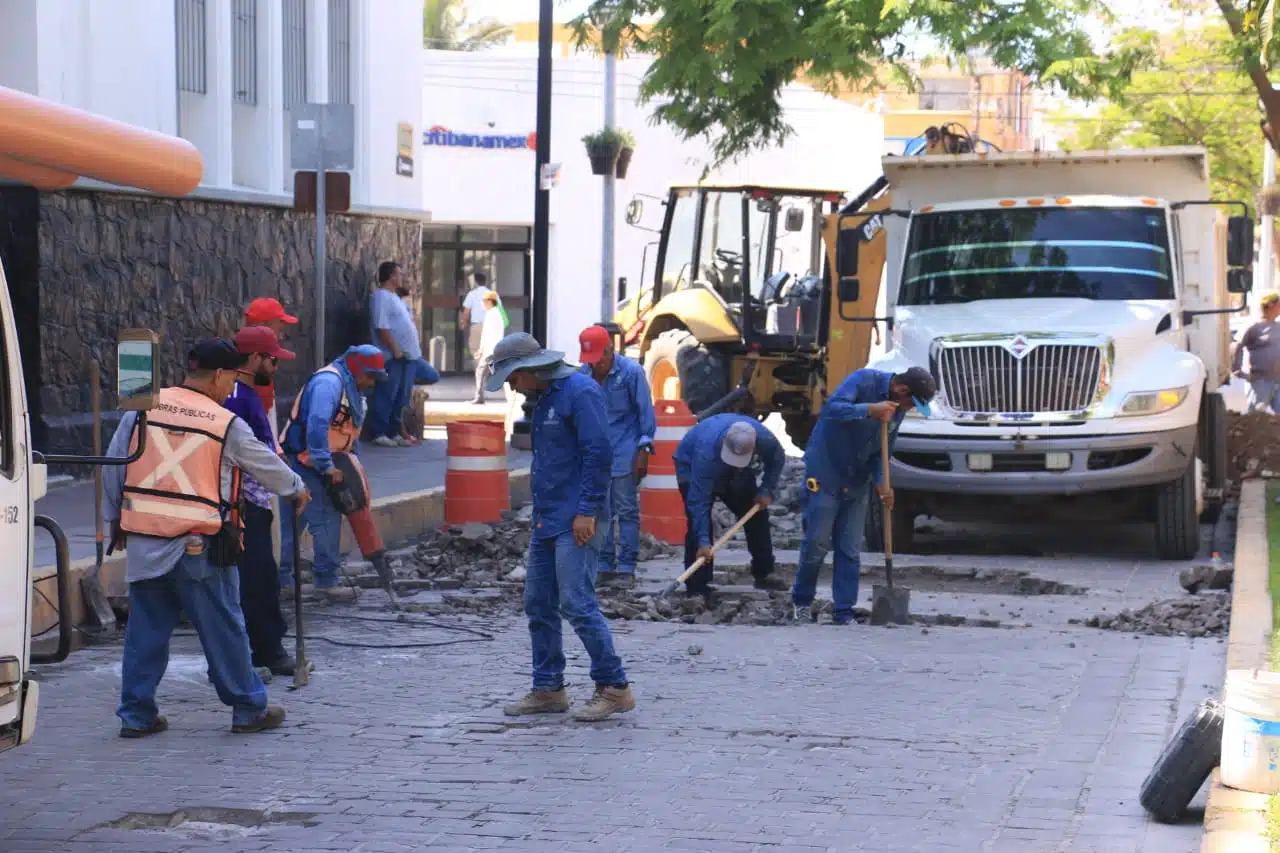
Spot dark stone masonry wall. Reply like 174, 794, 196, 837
0, 187, 421, 475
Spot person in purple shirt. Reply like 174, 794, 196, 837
225, 326, 298, 675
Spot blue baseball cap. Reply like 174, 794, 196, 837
898, 367, 936, 417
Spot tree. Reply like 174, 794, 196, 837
423, 0, 511, 51
570, 0, 1152, 165
1063, 23, 1261, 200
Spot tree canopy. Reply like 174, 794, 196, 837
423, 0, 511, 51
571, 0, 1152, 165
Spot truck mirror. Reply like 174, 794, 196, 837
784, 207, 804, 232
836, 227, 861, 277
838, 277, 861, 303
117, 329, 160, 412
625, 198, 643, 226
1228, 215, 1254, 267
1228, 267, 1254, 294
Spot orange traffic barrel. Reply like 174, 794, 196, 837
445, 420, 509, 524
640, 399, 694, 544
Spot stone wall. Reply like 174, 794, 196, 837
0, 187, 421, 473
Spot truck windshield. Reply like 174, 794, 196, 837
898, 206, 1174, 305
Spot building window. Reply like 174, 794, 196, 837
328, 0, 351, 105
918, 77, 969, 112
283, 0, 308, 108
232, 0, 258, 105
176, 0, 207, 95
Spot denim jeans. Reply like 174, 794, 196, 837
599, 474, 640, 574
1248, 377, 1280, 413
525, 523, 627, 691
369, 357, 414, 439
287, 461, 345, 589
118, 551, 270, 730
238, 503, 287, 666
790, 485, 872, 620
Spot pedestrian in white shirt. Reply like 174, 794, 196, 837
477, 291, 509, 403
461, 272, 491, 402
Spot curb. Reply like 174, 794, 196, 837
1200, 479, 1273, 853
30, 467, 532, 654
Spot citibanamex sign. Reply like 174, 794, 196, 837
423, 126, 536, 150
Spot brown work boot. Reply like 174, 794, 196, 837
120, 715, 168, 739
231, 705, 286, 734
315, 586, 358, 604
573, 684, 636, 722
503, 688, 570, 717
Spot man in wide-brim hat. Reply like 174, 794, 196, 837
486, 333, 635, 723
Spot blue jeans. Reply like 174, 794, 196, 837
1248, 377, 1280, 413
286, 461, 345, 589
790, 485, 872, 620
118, 552, 270, 730
525, 524, 627, 691
369, 357, 414, 439
599, 474, 640, 574
412, 358, 440, 385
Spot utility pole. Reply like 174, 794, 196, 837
1262, 139, 1276, 297
314, 107, 327, 369
531, 0, 553, 345
600, 3, 618, 323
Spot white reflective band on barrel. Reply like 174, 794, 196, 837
446, 455, 508, 472
653, 426, 689, 441
640, 474, 679, 490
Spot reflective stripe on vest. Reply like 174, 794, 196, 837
120, 387, 236, 538
283, 365, 360, 467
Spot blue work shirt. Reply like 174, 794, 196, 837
578, 353, 657, 478
672, 413, 784, 548
804, 369, 904, 495
281, 360, 367, 474
530, 370, 613, 539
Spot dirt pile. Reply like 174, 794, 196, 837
1081, 592, 1229, 638
1227, 411, 1280, 485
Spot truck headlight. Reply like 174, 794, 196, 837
1119, 386, 1188, 416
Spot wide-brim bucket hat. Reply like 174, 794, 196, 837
485, 332, 564, 392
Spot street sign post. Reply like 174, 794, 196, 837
290, 103, 355, 369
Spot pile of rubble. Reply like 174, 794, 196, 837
710, 458, 807, 549
1081, 593, 1230, 638
1227, 411, 1280, 486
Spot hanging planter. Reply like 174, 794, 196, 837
582, 127, 625, 176
615, 130, 636, 179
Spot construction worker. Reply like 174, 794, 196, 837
577, 324, 655, 590
673, 414, 787, 599
242, 296, 299, 433
102, 339, 310, 738
224, 325, 297, 676
790, 367, 936, 626
486, 333, 635, 723
279, 344, 388, 603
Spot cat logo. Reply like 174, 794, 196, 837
805, 477, 820, 493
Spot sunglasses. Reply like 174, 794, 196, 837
258, 353, 279, 366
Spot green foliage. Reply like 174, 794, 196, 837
423, 0, 511, 51
582, 128, 631, 150
569, 0, 1152, 166
1063, 23, 1261, 200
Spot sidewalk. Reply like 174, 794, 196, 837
33, 383, 525, 568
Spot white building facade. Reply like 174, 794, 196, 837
0, 0, 425, 212
419, 50, 886, 369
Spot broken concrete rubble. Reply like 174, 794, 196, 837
1081, 592, 1230, 638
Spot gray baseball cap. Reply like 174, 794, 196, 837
720, 421, 758, 468
485, 332, 564, 392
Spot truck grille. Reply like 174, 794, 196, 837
935, 344, 1103, 414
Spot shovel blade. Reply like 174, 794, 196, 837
870, 584, 910, 626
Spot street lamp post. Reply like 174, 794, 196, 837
594, 1, 621, 324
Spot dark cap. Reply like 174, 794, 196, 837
233, 325, 296, 360
896, 366, 937, 417
188, 338, 249, 372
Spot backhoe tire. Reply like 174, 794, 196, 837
1199, 393, 1228, 524
644, 328, 729, 417
1154, 460, 1201, 560
864, 495, 916, 554
1139, 697, 1223, 823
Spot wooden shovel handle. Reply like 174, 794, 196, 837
881, 419, 893, 560
676, 502, 763, 585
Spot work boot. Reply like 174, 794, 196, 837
503, 688, 570, 717
573, 684, 636, 722
315, 585, 358, 604
231, 705, 286, 734
120, 716, 168, 739
265, 654, 296, 677
792, 603, 813, 623
599, 572, 635, 591
753, 575, 788, 592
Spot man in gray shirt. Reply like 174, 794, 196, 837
369, 260, 422, 446
1232, 291, 1280, 413
104, 339, 310, 738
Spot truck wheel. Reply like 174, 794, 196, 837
782, 415, 814, 450
1154, 459, 1201, 560
1199, 392, 1228, 523
864, 496, 916, 554
643, 328, 729, 416
1139, 697, 1224, 823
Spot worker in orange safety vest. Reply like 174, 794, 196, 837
102, 339, 311, 739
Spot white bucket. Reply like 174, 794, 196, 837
1220, 668, 1280, 794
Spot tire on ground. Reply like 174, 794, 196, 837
1199, 391, 1228, 524
643, 328, 730, 416
1139, 697, 1224, 823
1154, 458, 1201, 560
864, 494, 916, 554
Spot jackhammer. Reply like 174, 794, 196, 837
326, 451, 399, 609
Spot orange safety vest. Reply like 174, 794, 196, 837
282, 365, 360, 467
120, 387, 238, 538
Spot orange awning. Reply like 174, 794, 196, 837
0, 85, 202, 195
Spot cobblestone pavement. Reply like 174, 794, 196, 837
2, 523, 1223, 853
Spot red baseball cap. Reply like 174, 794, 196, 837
233, 325, 296, 360
578, 325, 611, 365
244, 297, 298, 325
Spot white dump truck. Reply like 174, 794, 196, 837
836, 147, 1251, 560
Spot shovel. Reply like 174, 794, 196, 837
288, 505, 314, 689
870, 419, 910, 626
661, 503, 762, 597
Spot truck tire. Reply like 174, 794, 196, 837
643, 328, 729, 417
1199, 391, 1228, 523
782, 414, 814, 450
1139, 697, 1224, 823
864, 495, 916, 554
1154, 459, 1201, 560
